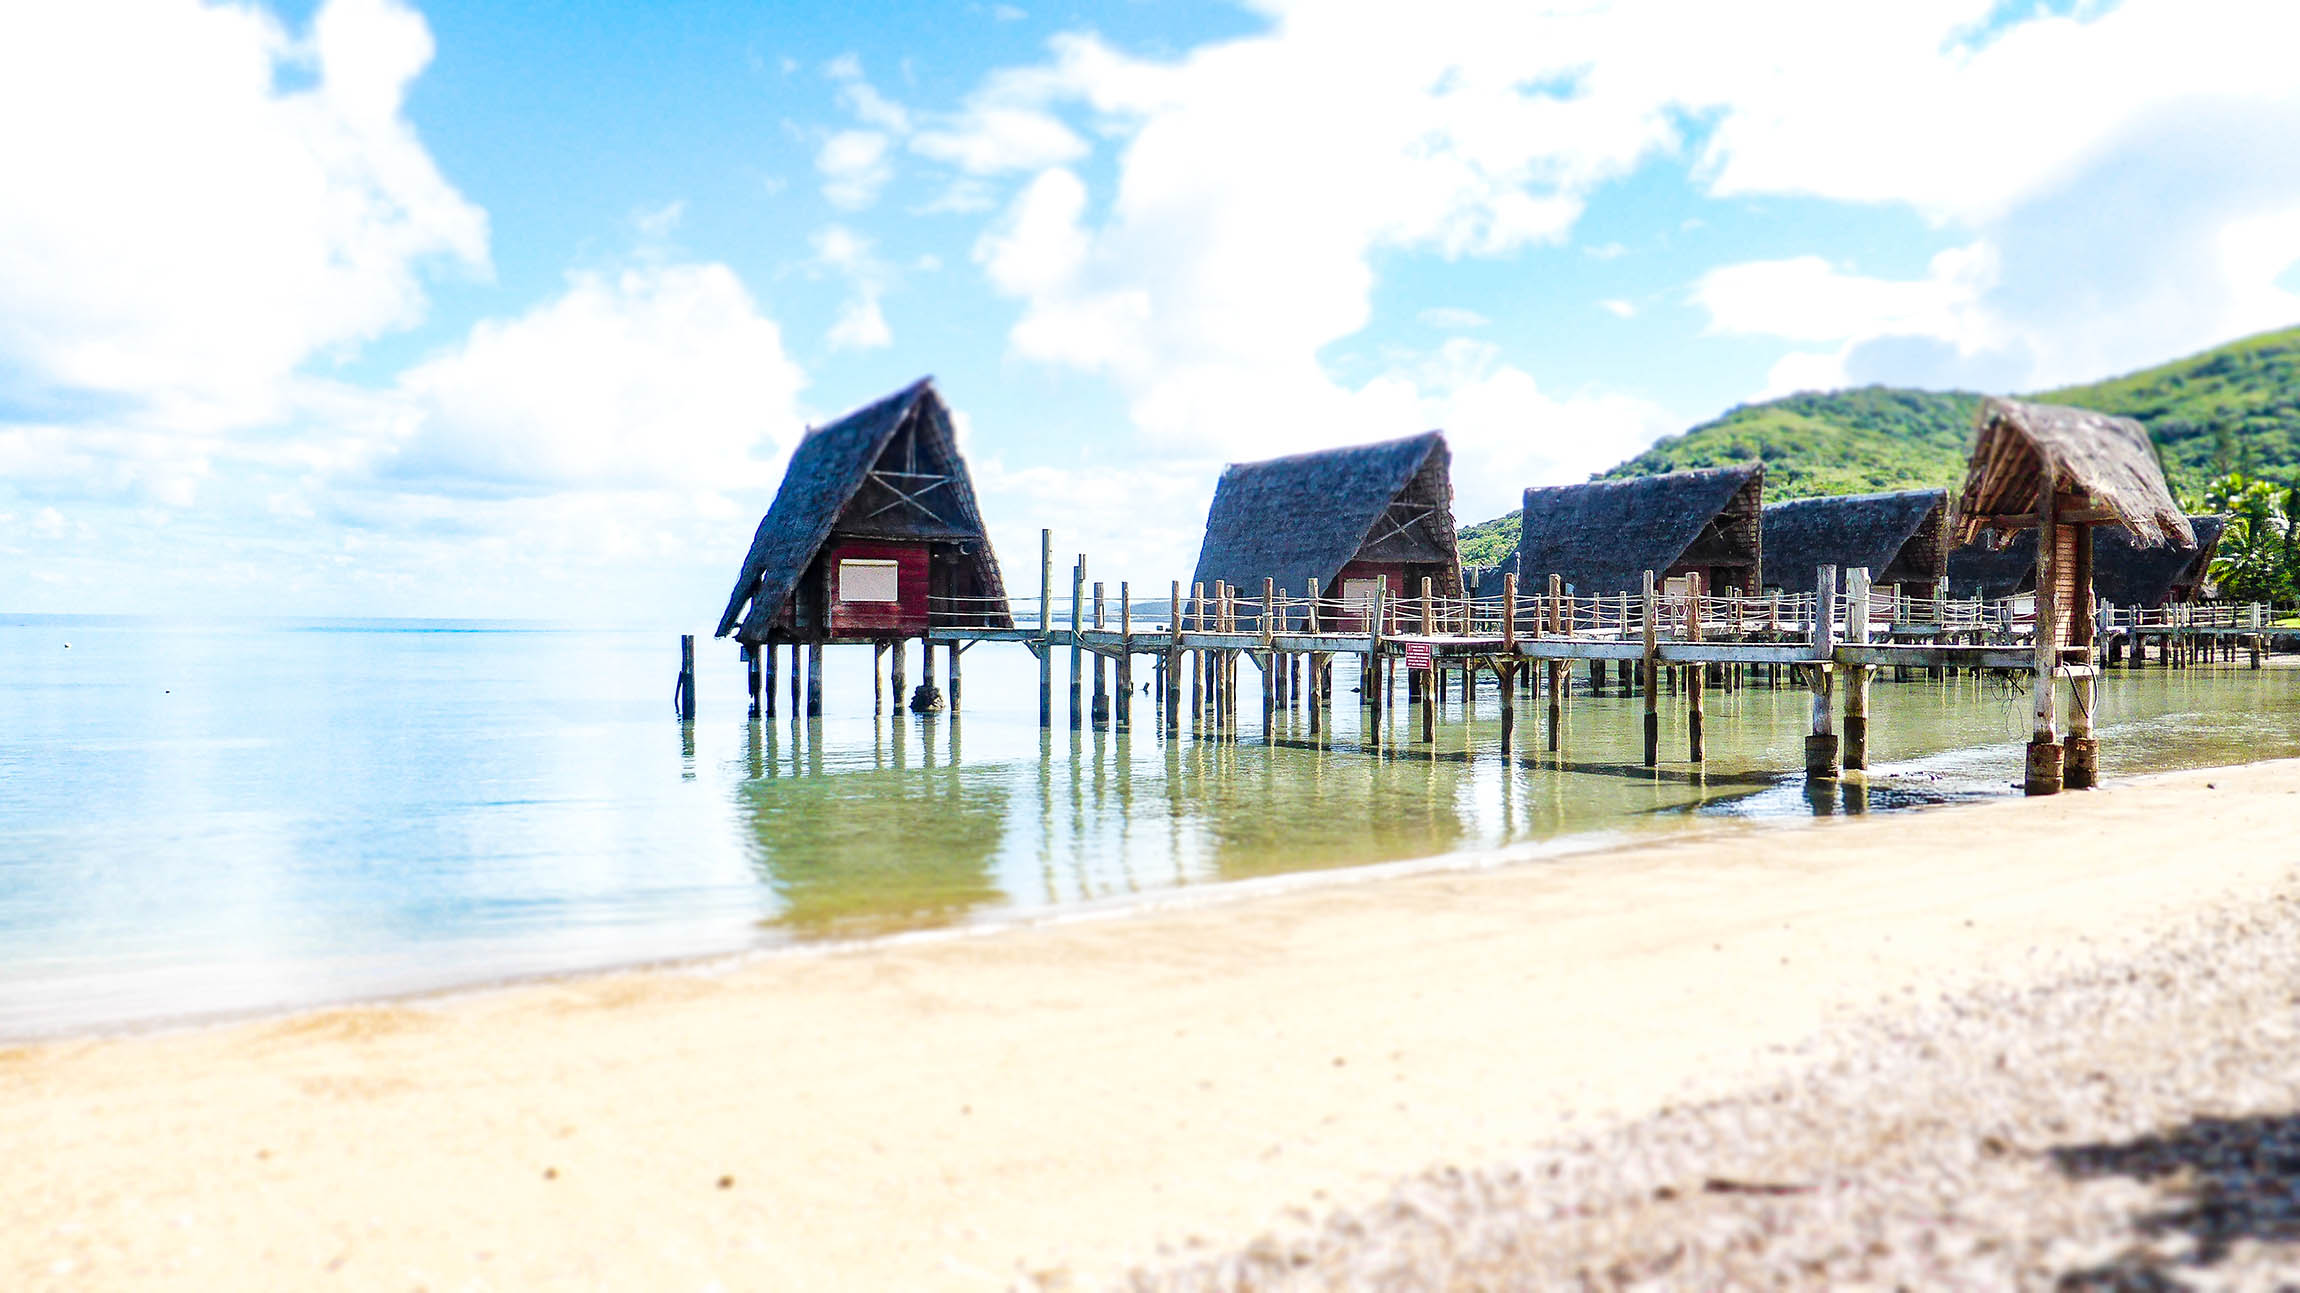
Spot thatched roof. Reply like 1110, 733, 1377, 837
1517, 465, 1763, 597
715, 378, 1008, 642
1188, 431, 1460, 601
1951, 398, 2192, 548
1762, 489, 1948, 593
1946, 515, 2226, 604
2094, 515, 2227, 607
1944, 532, 2037, 600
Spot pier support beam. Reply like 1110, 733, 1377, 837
950, 641, 963, 714
2065, 533, 2097, 790
909, 637, 941, 714
745, 641, 761, 719
1091, 581, 1109, 729
1069, 557, 1086, 731
2027, 473, 2063, 796
1806, 565, 1839, 781
762, 641, 777, 719
789, 642, 802, 718
889, 639, 904, 718
1548, 575, 1565, 753
1641, 570, 1659, 769
1843, 568, 1872, 771
806, 643, 822, 718
1686, 573, 1705, 763
1038, 529, 1053, 728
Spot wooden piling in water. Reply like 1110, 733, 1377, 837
1844, 567, 1871, 771
744, 640, 760, 719
1116, 582, 1132, 731
1641, 570, 1660, 768
1166, 581, 1183, 737
1038, 529, 1053, 728
1807, 565, 1839, 780
1069, 557, 1086, 732
790, 642, 803, 718
1498, 572, 1517, 754
679, 634, 697, 721
2027, 469, 2064, 796
806, 643, 822, 717
889, 639, 904, 719
1091, 581, 1109, 728
1686, 574, 1704, 762
762, 641, 777, 718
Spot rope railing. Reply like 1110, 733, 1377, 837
927, 583, 2285, 647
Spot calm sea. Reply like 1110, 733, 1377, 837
3, 614, 2296, 1039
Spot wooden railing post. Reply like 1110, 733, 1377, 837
1844, 567, 1871, 770
1038, 528, 1053, 728
1641, 570, 1659, 768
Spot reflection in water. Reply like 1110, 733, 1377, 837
7, 616, 2297, 1036
736, 717, 1009, 938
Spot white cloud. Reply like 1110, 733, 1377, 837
816, 129, 893, 209
1597, 299, 1636, 319
374, 263, 806, 495
913, 106, 1088, 175
812, 225, 897, 351
0, 0, 487, 428
1417, 307, 1490, 330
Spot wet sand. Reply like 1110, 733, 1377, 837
7, 759, 2297, 1290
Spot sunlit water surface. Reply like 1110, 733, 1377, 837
4, 615, 2296, 1038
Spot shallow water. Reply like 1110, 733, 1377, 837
3, 615, 2296, 1038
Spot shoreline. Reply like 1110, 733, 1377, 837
8, 757, 2299, 1288
0, 738, 2094, 1048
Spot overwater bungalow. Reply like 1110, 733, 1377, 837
1187, 430, 1462, 627
1949, 396, 2192, 793
1515, 465, 1764, 597
715, 379, 1011, 714
1761, 489, 1949, 601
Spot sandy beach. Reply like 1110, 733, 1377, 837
7, 759, 2299, 1290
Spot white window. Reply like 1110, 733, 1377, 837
1342, 578, 1383, 611
838, 559, 900, 603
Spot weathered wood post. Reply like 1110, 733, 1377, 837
762, 639, 777, 718
1166, 581, 1183, 736
789, 641, 803, 717
1547, 575, 1565, 752
1686, 573, 1705, 763
679, 634, 697, 721
1306, 579, 1324, 737
1642, 570, 1660, 768
2065, 526, 2097, 789
1843, 567, 1872, 770
1407, 575, 1426, 745
1196, 579, 1214, 731
870, 641, 884, 713
949, 641, 963, 714
1498, 572, 1517, 754
1261, 578, 1277, 736
1367, 579, 1387, 746
889, 638, 904, 718
744, 640, 760, 719
1116, 582, 1132, 731
1091, 581, 1109, 728
1807, 565, 1838, 780
806, 643, 823, 717
1069, 557, 1087, 731
2027, 469, 2064, 796
909, 636, 942, 714
1038, 529, 1053, 728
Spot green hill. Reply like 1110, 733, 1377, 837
1456, 324, 2300, 567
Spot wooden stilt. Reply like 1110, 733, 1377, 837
1843, 568, 1871, 771
806, 642, 822, 717
1069, 557, 1086, 731
889, 638, 904, 718
1091, 581, 1109, 728
1038, 529, 1053, 728
1807, 565, 1839, 780
1546, 575, 1564, 752
1642, 570, 1660, 768
2027, 473, 2063, 796
789, 641, 802, 717
949, 640, 963, 714
1686, 573, 1705, 763
745, 641, 761, 719
1499, 573, 1517, 755
1116, 582, 1131, 731
1167, 581, 1183, 737
762, 639, 777, 718
2065, 529, 2097, 789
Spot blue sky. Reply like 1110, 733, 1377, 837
4, 0, 2299, 624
